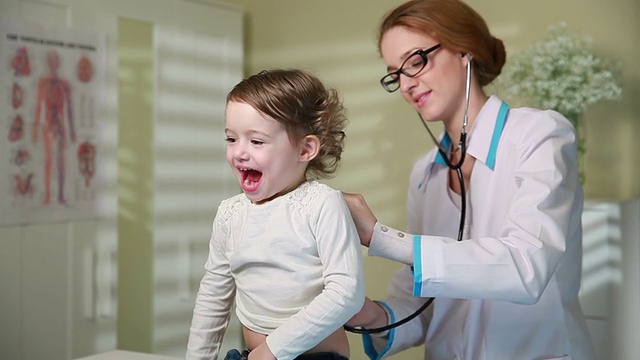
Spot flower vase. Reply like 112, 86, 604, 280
565, 111, 586, 185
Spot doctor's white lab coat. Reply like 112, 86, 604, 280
362, 96, 596, 360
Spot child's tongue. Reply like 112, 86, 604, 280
242, 169, 262, 192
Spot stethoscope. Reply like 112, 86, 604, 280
344, 55, 473, 335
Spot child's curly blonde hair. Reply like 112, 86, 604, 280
227, 69, 347, 179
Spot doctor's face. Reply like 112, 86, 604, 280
379, 26, 469, 124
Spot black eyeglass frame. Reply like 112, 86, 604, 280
380, 43, 441, 93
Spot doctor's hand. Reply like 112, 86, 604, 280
342, 192, 377, 247
345, 297, 388, 330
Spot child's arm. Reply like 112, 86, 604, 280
265, 190, 366, 359
187, 210, 236, 360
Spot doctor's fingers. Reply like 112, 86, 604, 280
342, 192, 377, 247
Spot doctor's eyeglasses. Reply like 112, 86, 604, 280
380, 43, 441, 93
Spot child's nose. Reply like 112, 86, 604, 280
233, 142, 250, 160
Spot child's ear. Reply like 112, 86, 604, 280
299, 135, 320, 162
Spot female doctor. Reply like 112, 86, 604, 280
343, 0, 596, 359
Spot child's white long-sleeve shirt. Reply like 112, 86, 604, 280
187, 181, 365, 360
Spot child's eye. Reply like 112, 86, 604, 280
251, 139, 264, 145
225, 137, 235, 143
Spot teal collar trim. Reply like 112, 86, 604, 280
434, 134, 452, 166
486, 101, 509, 170
434, 101, 509, 170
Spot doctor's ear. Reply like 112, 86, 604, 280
460, 52, 473, 65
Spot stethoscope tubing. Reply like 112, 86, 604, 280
345, 57, 472, 334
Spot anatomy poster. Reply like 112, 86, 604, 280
0, 19, 106, 226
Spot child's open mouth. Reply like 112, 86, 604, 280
240, 168, 262, 192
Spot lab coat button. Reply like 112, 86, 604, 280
380, 225, 388, 232
397, 232, 405, 238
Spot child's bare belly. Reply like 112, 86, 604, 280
242, 325, 349, 358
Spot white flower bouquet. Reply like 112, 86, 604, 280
501, 23, 623, 183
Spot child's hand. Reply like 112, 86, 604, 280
247, 343, 276, 360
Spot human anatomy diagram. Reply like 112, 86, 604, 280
1, 22, 103, 224
11, 46, 30, 76
77, 140, 96, 188
32, 49, 76, 205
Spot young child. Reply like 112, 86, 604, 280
186, 69, 365, 360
